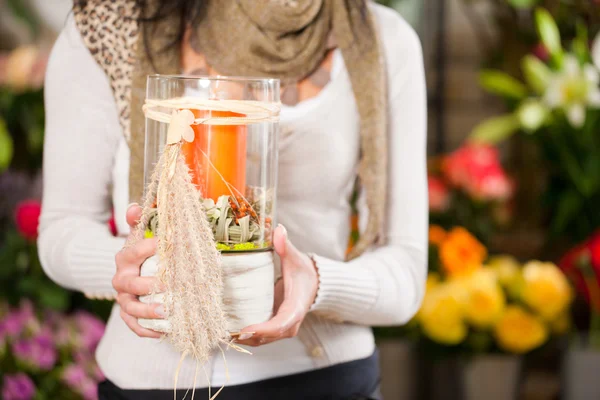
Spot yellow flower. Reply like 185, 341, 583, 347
487, 255, 524, 298
426, 273, 441, 292
550, 311, 571, 335
418, 283, 467, 345
521, 261, 572, 321
494, 306, 548, 354
440, 227, 487, 277
429, 225, 447, 246
460, 270, 506, 329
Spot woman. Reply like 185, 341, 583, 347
39, 0, 427, 399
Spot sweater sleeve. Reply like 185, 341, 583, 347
311, 9, 428, 326
38, 15, 125, 298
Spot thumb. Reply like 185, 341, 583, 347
125, 203, 143, 228
273, 224, 289, 259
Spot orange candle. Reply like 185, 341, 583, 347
181, 110, 247, 201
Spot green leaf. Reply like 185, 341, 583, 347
38, 285, 70, 311
572, 21, 590, 63
552, 190, 583, 236
0, 119, 13, 172
6, 0, 39, 37
535, 8, 563, 64
517, 100, 549, 132
521, 55, 552, 94
470, 114, 520, 144
479, 70, 528, 99
507, 0, 539, 9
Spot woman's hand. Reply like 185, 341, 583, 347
236, 225, 319, 346
113, 204, 165, 339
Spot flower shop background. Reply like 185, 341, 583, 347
1, 1, 599, 400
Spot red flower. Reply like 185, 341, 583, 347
532, 43, 550, 62
589, 232, 600, 268
428, 176, 450, 212
442, 143, 513, 202
559, 234, 600, 311
108, 213, 118, 236
14, 200, 42, 241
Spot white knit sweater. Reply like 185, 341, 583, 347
39, 3, 427, 390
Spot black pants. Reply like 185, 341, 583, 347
98, 350, 381, 400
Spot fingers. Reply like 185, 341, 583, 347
112, 275, 160, 296
117, 293, 165, 319
120, 309, 163, 339
126, 203, 143, 228
273, 224, 288, 258
116, 238, 157, 265
236, 301, 303, 347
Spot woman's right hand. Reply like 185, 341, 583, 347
113, 204, 165, 339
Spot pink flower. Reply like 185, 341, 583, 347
62, 364, 87, 388
73, 311, 105, 352
92, 364, 105, 382
2, 373, 35, 400
14, 200, 42, 241
442, 144, 513, 202
81, 379, 99, 400
469, 166, 514, 201
0, 301, 35, 338
428, 176, 450, 212
12, 331, 57, 370
62, 365, 98, 400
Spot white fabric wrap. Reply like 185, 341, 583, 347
139, 252, 275, 333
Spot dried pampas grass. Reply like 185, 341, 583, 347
128, 143, 228, 363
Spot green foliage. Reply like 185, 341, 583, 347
0, 231, 70, 311
6, 0, 40, 37
535, 8, 563, 66
471, 7, 600, 245
479, 70, 528, 99
507, 0, 540, 8
471, 115, 520, 144
0, 118, 13, 172
522, 55, 552, 94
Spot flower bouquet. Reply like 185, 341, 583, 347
470, 8, 600, 244
398, 226, 572, 400
413, 225, 572, 356
428, 143, 514, 245
0, 301, 106, 400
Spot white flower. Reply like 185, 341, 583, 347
166, 109, 195, 144
592, 32, 600, 71
543, 55, 600, 128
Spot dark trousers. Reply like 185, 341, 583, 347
99, 350, 381, 400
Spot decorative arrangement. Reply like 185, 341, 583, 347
428, 143, 514, 244
409, 225, 572, 356
470, 8, 600, 244
133, 76, 280, 367
0, 301, 106, 400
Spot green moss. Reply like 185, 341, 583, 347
216, 243, 231, 251
233, 242, 257, 251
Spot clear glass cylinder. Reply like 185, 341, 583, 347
144, 75, 280, 253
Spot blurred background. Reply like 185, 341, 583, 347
1, 0, 600, 399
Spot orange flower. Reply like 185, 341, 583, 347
440, 227, 487, 276
429, 225, 447, 246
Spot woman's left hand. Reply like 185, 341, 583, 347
236, 224, 319, 346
